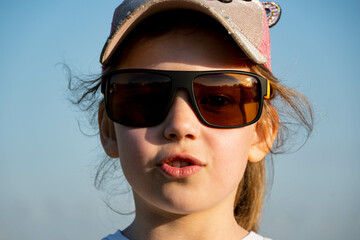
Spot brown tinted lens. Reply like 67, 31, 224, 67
107, 72, 171, 126
193, 73, 261, 126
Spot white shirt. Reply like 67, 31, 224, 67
101, 230, 271, 240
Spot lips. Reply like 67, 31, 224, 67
167, 161, 192, 168
158, 154, 205, 178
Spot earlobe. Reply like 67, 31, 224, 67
98, 103, 119, 158
248, 107, 279, 162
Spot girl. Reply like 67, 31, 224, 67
70, 0, 313, 239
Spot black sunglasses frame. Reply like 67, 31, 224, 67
101, 69, 270, 128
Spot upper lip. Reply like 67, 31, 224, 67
157, 153, 205, 166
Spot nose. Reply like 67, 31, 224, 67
162, 89, 201, 141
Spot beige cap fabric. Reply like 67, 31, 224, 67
100, 0, 274, 70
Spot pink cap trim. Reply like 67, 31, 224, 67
260, 11, 271, 71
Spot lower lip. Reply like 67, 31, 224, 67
160, 164, 203, 178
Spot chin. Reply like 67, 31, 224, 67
145, 185, 231, 216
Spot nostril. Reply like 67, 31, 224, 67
168, 133, 177, 139
185, 134, 195, 140
164, 131, 196, 141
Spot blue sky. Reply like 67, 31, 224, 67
0, 0, 359, 239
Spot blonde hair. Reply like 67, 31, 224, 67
234, 64, 313, 231
67, 10, 313, 232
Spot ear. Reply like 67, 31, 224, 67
98, 102, 119, 158
248, 106, 279, 162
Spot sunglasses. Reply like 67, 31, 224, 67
101, 69, 270, 128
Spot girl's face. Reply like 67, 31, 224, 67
103, 26, 267, 216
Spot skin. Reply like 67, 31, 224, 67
99, 25, 275, 240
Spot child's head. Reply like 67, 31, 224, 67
71, 0, 312, 233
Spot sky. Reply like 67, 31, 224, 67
0, 0, 359, 239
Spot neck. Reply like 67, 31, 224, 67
122, 191, 249, 240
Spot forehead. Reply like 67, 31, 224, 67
118, 28, 250, 70
108, 10, 252, 70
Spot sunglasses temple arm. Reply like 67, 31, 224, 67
264, 80, 270, 99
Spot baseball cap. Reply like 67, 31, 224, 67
100, 0, 281, 70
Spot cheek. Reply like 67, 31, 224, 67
207, 126, 255, 189
113, 125, 157, 187
115, 126, 140, 160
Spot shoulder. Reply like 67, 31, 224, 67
243, 231, 272, 240
101, 230, 129, 240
